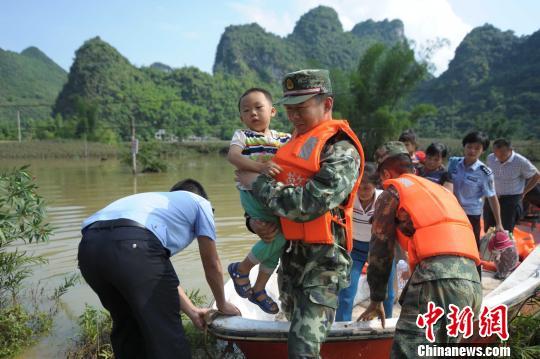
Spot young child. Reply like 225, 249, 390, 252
227, 88, 291, 314
488, 231, 519, 279
417, 142, 453, 191
335, 163, 396, 321
399, 129, 425, 166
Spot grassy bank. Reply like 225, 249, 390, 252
0, 140, 118, 159
66, 290, 242, 359
0, 140, 230, 160
1, 138, 538, 162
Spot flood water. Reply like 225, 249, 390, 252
2, 155, 256, 358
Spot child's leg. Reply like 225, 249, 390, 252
336, 241, 369, 321
233, 190, 282, 287
250, 233, 285, 294
383, 258, 397, 318
236, 224, 285, 276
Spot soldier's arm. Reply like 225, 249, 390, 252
251, 138, 361, 222
367, 188, 399, 302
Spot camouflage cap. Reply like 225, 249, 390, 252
374, 141, 409, 166
277, 69, 332, 105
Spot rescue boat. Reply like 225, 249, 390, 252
209, 243, 540, 358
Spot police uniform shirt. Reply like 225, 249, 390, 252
448, 157, 496, 215
82, 191, 215, 255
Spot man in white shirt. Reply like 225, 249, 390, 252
484, 139, 540, 232
78, 179, 239, 359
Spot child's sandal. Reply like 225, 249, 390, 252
249, 289, 279, 314
228, 262, 253, 298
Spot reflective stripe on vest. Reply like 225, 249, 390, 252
273, 120, 364, 252
383, 174, 481, 271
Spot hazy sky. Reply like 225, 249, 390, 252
1, 0, 538, 75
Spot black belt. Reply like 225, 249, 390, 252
84, 218, 147, 231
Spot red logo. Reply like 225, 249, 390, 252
446, 304, 474, 339
416, 302, 445, 343
478, 304, 509, 341
416, 303, 509, 341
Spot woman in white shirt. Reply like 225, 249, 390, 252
336, 163, 396, 321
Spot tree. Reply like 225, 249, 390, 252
344, 42, 430, 157
0, 167, 78, 357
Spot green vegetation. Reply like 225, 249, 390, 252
0, 6, 539, 146
335, 42, 435, 157
66, 304, 113, 359
67, 290, 225, 359
0, 140, 118, 159
410, 25, 540, 140
0, 139, 230, 162
0, 47, 66, 124
506, 297, 540, 359
214, 6, 404, 82
0, 167, 77, 358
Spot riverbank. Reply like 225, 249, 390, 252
1, 138, 538, 161
0, 140, 230, 159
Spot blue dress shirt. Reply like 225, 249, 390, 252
82, 191, 215, 255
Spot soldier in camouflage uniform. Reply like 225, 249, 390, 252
237, 69, 362, 358
358, 142, 482, 358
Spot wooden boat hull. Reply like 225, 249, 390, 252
210, 247, 540, 358
234, 338, 392, 359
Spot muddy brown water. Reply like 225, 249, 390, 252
2, 156, 256, 358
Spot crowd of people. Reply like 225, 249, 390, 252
77, 68, 539, 358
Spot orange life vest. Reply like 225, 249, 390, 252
383, 174, 481, 271
272, 119, 364, 252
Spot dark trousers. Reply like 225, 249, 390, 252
78, 225, 191, 359
483, 194, 522, 233
466, 214, 482, 279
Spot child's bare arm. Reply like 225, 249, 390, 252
228, 145, 265, 172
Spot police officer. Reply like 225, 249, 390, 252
78, 179, 239, 359
448, 131, 505, 278
448, 131, 505, 239
237, 69, 363, 358
359, 142, 482, 358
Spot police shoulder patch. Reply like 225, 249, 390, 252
480, 165, 492, 176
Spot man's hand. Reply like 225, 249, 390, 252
218, 301, 241, 316
259, 161, 283, 177
186, 307, 209, 330
250, 219, 279, 243
495, 224, 505, 232
235, 170, 260, 190
358, 301, 386, 328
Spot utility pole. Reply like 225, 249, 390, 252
17, 110, 21, 142
84, 132, 88, 158
131, 117, 138, 175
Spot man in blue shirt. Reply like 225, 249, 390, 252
78, 179, 239, 359
448, 132, 504, 276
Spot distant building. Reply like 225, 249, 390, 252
154, 129, 178, 142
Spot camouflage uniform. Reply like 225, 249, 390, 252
368, 142, 482, 358
251, 125, 361, 357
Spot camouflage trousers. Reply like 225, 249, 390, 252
278, 240, 351, 358
391, 278, 482, 359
